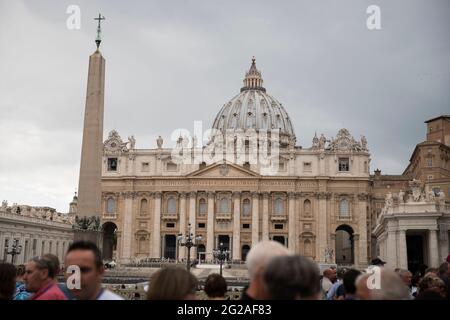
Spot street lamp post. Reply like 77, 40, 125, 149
5, 239, 22, 264
178, 223, 202, 271
213, 242, 230, 277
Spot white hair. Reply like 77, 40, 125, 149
246, 240, 291, 279
370, 269, 411, 300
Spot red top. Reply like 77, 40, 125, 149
30, 282, 68, 300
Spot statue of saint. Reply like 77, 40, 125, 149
157, 135, 164, 148
361, 135, 368, 151
385, 192, 393, 208
319, 134, 326, 149
128, 135, 136, 149
312, 132, 319, 149
398, 190, 405, 204
324, 248, 334, 263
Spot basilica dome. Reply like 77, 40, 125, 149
211, 58, 296, 146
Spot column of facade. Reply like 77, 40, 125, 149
262, 192, 269, 241
251, 192, 259, 247
122, 192, 135, 263
428, 229, 439, 268
288, 192, 296, 252
353, 234, 360, 267
36, 236, 43, 258
206, 192, 215, 261
358, 193, 368, 267
178, 193, 187, 261
0, 233, 5, 261
316, 192, 328, 263
152, 192, 162, 258
232, 192, 241, 261
438, 224, 449, 263
397, 229, 408, 269
189, 192, 196, 260
386, 230, 398, 269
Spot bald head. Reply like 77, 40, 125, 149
323, 268, 337, 282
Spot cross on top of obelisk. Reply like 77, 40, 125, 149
94, 13, 106, 49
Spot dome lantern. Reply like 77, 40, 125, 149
241, 57, 265, 93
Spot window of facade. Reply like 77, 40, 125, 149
106, 198, 115, 214
339, 199, 350, 217
339, 158, 349, 172
107, 158, 118, 171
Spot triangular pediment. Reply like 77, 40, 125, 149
187, 162, 260, 178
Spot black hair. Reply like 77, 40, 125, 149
342, 269, 362, 295
67, 241, 103, 268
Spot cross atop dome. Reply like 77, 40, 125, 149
241, 56, 265, 92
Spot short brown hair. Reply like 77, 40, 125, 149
146, 266, 198, 300
204, 273, 227, 298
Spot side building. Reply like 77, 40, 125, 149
372, 115, 450, 273
0, 198, 76, 265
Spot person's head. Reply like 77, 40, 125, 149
418, 273, 446, 298
438, 262, 450, 279
370, 258, 386, 267
342, 269, 362, 297
263, 255, 321, 300
42, 254, 60, 280
204, 273, 227, 299
368, 268, 411, 300
323, 268, 337, 282
397, 269, 412, 286
0, 263, 16, 300
16, 264, 26, 281
146, 266, 198, 300
425, 267, 439, 276
355, 274, 372, 300
64, 240, 104, 300
245, 240, 291, 299
336, 267, 347, 280
24, 256, 58, 292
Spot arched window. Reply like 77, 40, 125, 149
106, 198, 115, 214
219, 198, 230, 213
303, 199, 311, 215
339, 199, 349, 217
140, 199, 148, 215
167, 197, 177, 214
242, 199, 251, 217
273, 197, 284, 215
335, 225, 354, 264
199, 198, 207, 215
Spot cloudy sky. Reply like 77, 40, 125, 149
0, 0, 449, 212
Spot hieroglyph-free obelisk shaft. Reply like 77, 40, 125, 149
77, 48, 105, 217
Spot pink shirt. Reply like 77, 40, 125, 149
31, 282, 68, 300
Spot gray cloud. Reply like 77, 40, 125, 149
0, 0, 449, 212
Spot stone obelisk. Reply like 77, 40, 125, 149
77, 14, 106, 218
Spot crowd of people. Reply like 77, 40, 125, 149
0, 240, 449, 300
